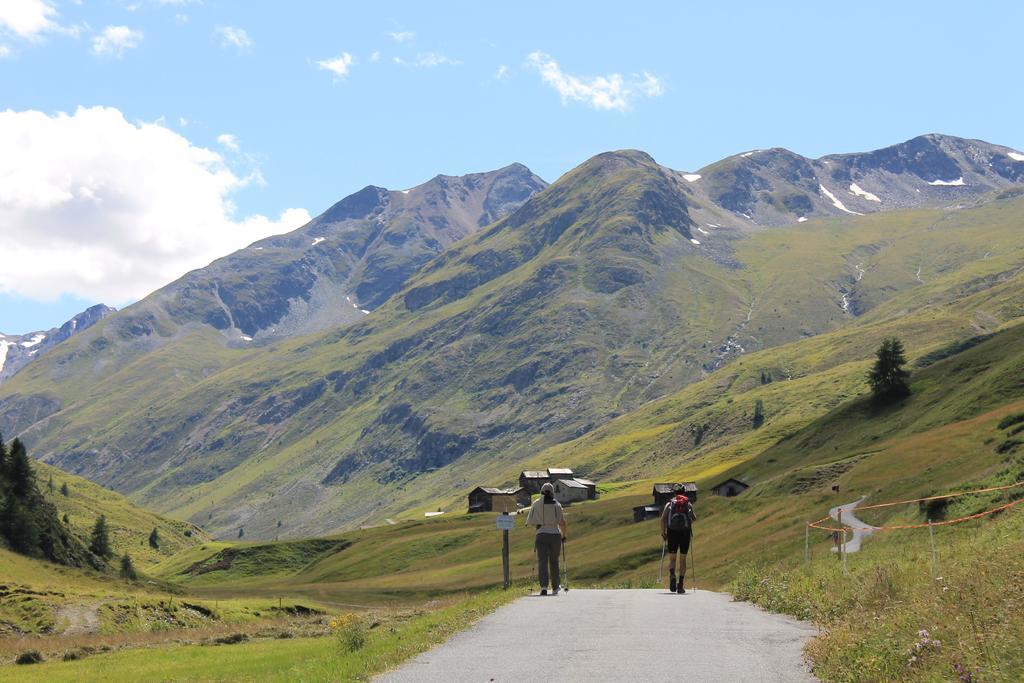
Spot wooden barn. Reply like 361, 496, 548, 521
652, 482, 698, 508
633, 505, 662, 522
711, 478, 749, 497
552, 478, 589, 505
574, 478, 598, 500
467, 487, 531, 513
519, 470, 549, 494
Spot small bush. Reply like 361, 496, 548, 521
997, 413, 1024, 430
213, 633, 248, 645
995, 439, 1022, 455
15, 650, 43, 665
330, 613, 367, 652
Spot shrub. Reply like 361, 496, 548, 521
331, 613, 367, 652
15, 650, 43, 665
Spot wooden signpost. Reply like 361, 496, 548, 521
496, 511, 515, 588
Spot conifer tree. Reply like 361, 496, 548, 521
753, 399, 765, 429
119, 553, 137, 580
868, 337, 911, 402
7, 439, 35, 499
238, 527, 244, 539
60, 482, 69, 497
1, 497, 39, 553
148, 528, 160, 549
89, 515, 113, 559
47, 475, 54, 493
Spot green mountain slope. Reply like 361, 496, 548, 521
3, 148, 1023, 540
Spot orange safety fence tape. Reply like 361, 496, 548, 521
807, 481, 1024, 532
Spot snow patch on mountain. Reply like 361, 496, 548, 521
690, 238, 701, 245
697, 227, 709, 235
311, 237, 326, 246
928, 177, 964, 186
682, 174, 701, 182
20, 334, 46, 348
797, 217, 808, 222
819, 185, 863, 215
849, 183, 881, 202
1008, 152, 1024, 162
0, 340, 11, 373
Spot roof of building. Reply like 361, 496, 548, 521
471, 486, 519, 495
712, 478, 749, 489
520, 470, 548, 479
653, 482, 698, 494
547, 467, 574, 476
574, 478, 597, 486
555, 478, 588, 489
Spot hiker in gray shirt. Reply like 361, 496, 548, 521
526, 482, 567, 595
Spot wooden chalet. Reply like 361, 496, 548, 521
467, 486, 531, 513
711, 478, 749, 497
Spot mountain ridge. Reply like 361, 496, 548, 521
2, 134, 1023, 539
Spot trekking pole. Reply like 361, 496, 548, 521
658, 540, 667, 583
690, 532, 697, 592
561, 538, 569, 592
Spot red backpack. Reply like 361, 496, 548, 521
667, 495, 692, 531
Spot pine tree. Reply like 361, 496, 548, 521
0, 434, 7, 472
60, 482, 69, 497
89, 515, 113, 559
119, 553, 137, 580
7, 439, 35, 499
752, 399, 765, 429
47, 475, 54, 493
148, 528, 160, 549
238, 527, 244, 539
63, 513, 70, 524
1, 497, 39, 553
868, 337, 911, 403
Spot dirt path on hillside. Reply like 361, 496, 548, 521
55, 602, 101, 636
376, 589, 817, 682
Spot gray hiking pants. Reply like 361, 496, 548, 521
535, 533, 562, 590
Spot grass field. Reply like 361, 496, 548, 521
0, 588, 519, 682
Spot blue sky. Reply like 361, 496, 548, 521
2, 0, 1023, 333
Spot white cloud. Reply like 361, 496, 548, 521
178, 116, 189, 126
0, 0, 58, 40
525, 51, 664, 111
92, 26, 143, 56
368, 50, 380, 63
494, 64, 509, 79
215, 25, 252, 51
175, 14, 188, 25
216, 133, 239, 151
394, 52, 460, 68
388, 30, 414, 43
0, 45, 10, 57
317, 52, 354, 78
0, 106, 310, 304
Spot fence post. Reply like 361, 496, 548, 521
928, 519, 939, 579
804, 523, 810, 567
838, 508, 847, 573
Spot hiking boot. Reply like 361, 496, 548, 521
669, 575, 677, 592
540, 589, 547, 596
676, 577, 685, 594
552, 588, 560, 596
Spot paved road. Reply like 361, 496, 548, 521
377, 589, 817, 682
830, 496, 877, 553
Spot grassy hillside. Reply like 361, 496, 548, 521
33, 461, 208, 569
138, 322, 1024, 606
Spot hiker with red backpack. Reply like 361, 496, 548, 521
661, 484, 696, 593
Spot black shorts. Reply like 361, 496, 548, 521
667, 528, 691, 554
